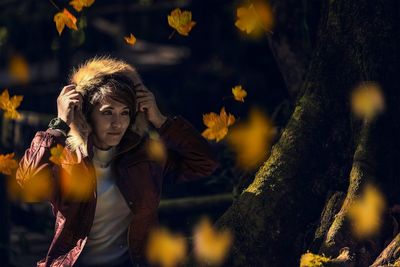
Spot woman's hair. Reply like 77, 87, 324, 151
65, 56, 148, 154
83, 74, 139, 125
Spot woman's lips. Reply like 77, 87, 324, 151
108, 132, 121, 136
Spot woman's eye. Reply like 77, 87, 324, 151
122, 111, 130, 116
102, 111, 112, 115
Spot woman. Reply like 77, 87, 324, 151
16, 57, 218, 267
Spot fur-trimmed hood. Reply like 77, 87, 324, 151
66, 56, 149, 157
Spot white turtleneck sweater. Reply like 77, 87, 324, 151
78, 146, 133, 266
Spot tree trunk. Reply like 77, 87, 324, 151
215, 0, 400, 266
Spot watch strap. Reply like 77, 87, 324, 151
48, 117, 71, 134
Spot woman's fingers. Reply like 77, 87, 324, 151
64, 90, 79, 96
60, 84, 76, 95
138, 100, 152, 111
68, 93, 81, 99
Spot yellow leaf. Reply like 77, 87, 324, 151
235, 1, 274, 35
351, 82, 385, 120
60, 163, 95, 201
20, 167, 53, 202
0, 153, 18, 175
167, 8, 196, 36
0, 89, 23, 120
300, 252, 331, 267
8, 54, 30, 83
49, 144, 66, 165
202, 107, 235, 142
69, 0, 95, 12
147, 131, 167, 162
193, 217, 233, 266
9, 165, 53, 202
227, 108, 276, 170
124, 33, 137, 46
232, 85, 247, 102
54, 8, 78, 35
235, 5, 257, 34
348, 184, 385, 238
146, 227, 187, 267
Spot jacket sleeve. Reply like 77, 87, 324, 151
156, 116, 219, 183
16, 129, 66, 203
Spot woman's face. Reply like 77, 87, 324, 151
90, 97, 131, 150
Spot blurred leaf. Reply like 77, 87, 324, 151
54, 8, 78, 35
20, 167, 53, 202
147, 131, 167, 162
232, 85, 247, 102
348, 184, 385, 238
235, 1, 274, 35
351, 82, 385, 120
8, 54, 29, 83
193, 217, 233, 266
202, 107, 236, 142
227, 108, 276, 170
0, 152, 18, 175
60, 163, 95, 201
167, 8, 196, 36
0, 88, 23, 120
70, 0, 95, 12
146, 227, 187, 267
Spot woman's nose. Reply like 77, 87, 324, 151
111, 116, 122, 128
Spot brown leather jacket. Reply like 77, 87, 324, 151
16, 116, 219, 267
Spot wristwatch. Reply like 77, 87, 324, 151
48, 118, 70, 135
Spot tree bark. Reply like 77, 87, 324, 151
267, 0, 322, 99
371, 233, 400, 267
214, 0, 400, 266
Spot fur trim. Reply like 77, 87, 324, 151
66, 56, 149, 155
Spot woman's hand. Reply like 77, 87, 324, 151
136, 86, 167, 128
57, 85, 82, 126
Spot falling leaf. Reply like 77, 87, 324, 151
348, 184, 385, 238
300, 252, 331, 267
54, 8, 78, 35
351, 82, 385, 120
167, 8, 196, 36
16, 167, 54, 202
146, 227, 187, 267
235, 1, 274, 35
202, 107, 235, 142
60, 163, 95, 201
0, 89, 23, 120
21, 168, 53, 202
0, 153, 18, 175
227, 108, 276, 170
193, 217, 233, 266
69, 0, 95, 12
8, 54, 30, 83
124, 33, 137, 46
49, 144, 66, 165
147, 131, 166, 162
232, 85, 247, 102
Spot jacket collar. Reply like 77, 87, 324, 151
86, 130, 143, 161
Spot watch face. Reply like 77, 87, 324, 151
49, 118, 60, 127
49, 118, 69, 132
